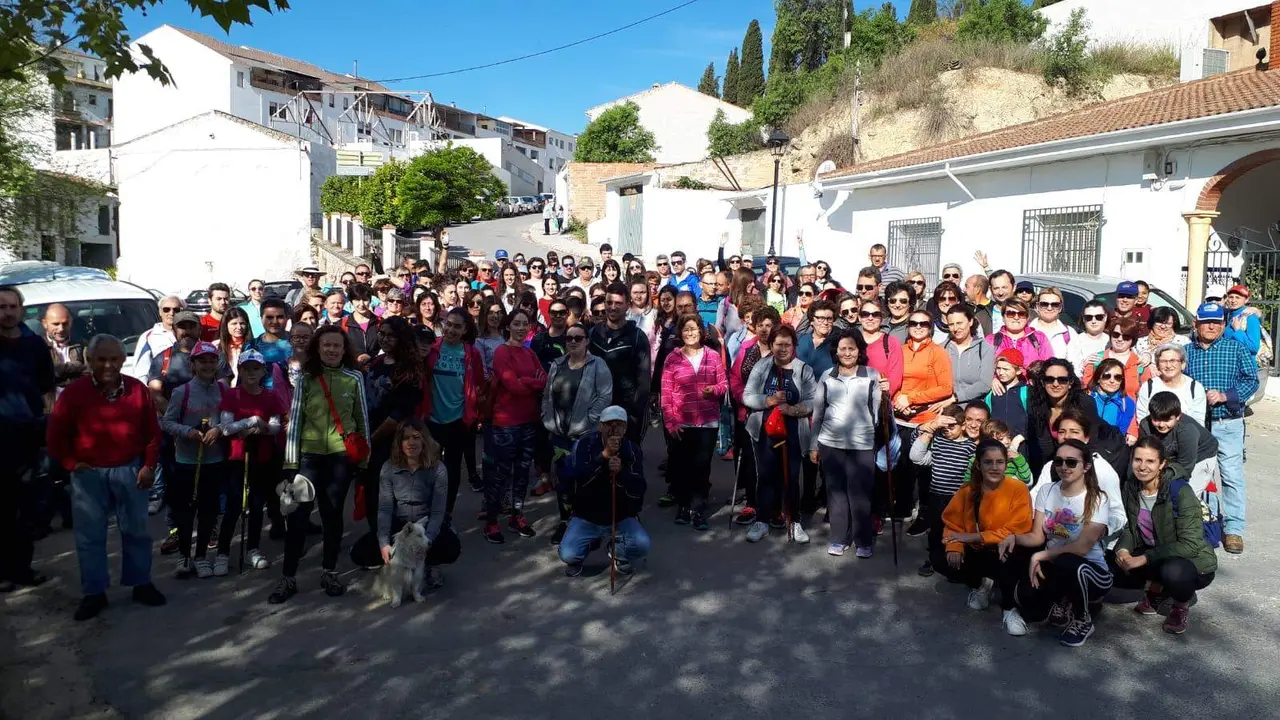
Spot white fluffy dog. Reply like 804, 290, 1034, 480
376, 522, 428, 608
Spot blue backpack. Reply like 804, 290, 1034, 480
1169, 478, 1224, 549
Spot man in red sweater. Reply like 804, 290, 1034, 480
47, 334, 167, 622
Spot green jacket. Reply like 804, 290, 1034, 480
1115, 473, 1217, 575
284, 366, 370, 470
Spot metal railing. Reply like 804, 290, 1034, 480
1021, 205, 1103, 275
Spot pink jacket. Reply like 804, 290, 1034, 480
985, 328, 1054, 365
661, 346, 728, 434
730, 336, 758, 422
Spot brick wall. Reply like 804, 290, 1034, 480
658, 149, 784, 190
1272, 2, 1279, 69
565, 162, 656, 224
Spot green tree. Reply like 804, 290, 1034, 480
907, 0, 938, 25
0, 0, 289, 86
723, 48, 740, 106
957, 0, 1049, 43
706, 109, 761, 156
697, 61, 719, 97
397, 146, 506, 233
358, 160, 409, 228
1042, 7, 1091, 96
739, 19, 766, 104
319, 175, 362, 215
768, 0, 843, 76
1032, 0, 1065, 8
752, 70, 806, 129
849, 3, 915, 66
573, 101, 658, 163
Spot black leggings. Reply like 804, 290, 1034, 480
754, 435, 802, 523
166, 461, 226, 559
733, 420, 757, 508
242, 457, 282, 552
934, 545, 1036, 611
1016, 553, 1113, 622
817, 445, 875, 548
1109, 555, 1214, 604
283, 453, 353, 577
669, 427, 716, 509
427, 419, 466, 518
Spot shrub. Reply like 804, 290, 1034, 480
1088, 41, 1179, 81
674, 176, 711, 190
1042, 8, 1091, 97
816, 134, 860, 168
706, 110, 762, 157
957, 0, 1048, 44
752, 70, 807, 130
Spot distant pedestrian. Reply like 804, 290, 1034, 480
543, 200, 554, 235
556, 205, 566, 233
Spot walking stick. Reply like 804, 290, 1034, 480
881, 399, 899, 567
609, 469, 618, 596
191, 418, 210, 506
239, 450, 250, 574
777, 437, 793, 542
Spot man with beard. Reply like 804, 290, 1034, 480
589, 283, 652, 443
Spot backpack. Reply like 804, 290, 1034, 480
1144, 377, 1198, 399
992, 331, 1040, 352
1169, 478, 1224, 550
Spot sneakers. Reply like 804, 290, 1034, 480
1163, 604, 1190, 634
564, 562, 584, 577
160, 529, 180, 555
657, 493, 675, 508
469, 476, 483, 493
213, 554, 230, 577
195, 558, 213, 579
905, 516, 928, 537
1134, 592, 1162, 615
855, 546, 873, 559
1059, 615, 1095, 647
734, 506, 758, 525
609, 545, 634, 576
531, 475, 554, 497
74, 593, 108, 621
268, 576, 297, 604
674, 506, 692, 525
508, 514, 536, 539
769, 514, 786, 530
967, 577, 995, 611
550, 521, 567, 546
745, 521, 769, 543
483, 522, 505, 544
1047, 601, 1072, 628
320, 570, 346, 597
132, 583, 167, 607
1003, 608, 1028, 636
917, 559, 934, 577
247, 549, 271, 570
147, 497, 164, 515
692, 511, 710, 532
721, 449, 735, 461
791, 523, 810, 544
1223, 534, 1244, 554
828, 543, 847, 557
425, 566, 444, 589
873, 517, 884, 536
173, 557, 193, 578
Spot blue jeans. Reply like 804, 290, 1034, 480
71, 462, 152, 595
1211, 418, 1246, 535
558, 516, 651, 565
483, 423, 537, 519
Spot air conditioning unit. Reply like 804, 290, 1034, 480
1203, 48, 1230, 78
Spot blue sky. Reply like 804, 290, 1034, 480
121, 0, 900, 134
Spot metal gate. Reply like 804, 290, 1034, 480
618, 185, 643, 256
887, 217, 942, 289
1207, 225, 1280, 377
1021, 205, 1103, 275
740, 208, 766, 257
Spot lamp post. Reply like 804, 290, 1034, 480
765, 128, 790, 257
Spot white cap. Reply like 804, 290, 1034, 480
600, 406, 628, 424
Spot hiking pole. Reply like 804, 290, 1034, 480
609, 469, 618, 596
191, 418, 209, 507
239, 449, 250, 575
777, 437, 793, 542
881, 402, 898, 567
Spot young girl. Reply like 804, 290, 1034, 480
217, 307, 252, 385
1006, 438, 1127, 647
377, 421, 460, 590
217, 350, 286, 570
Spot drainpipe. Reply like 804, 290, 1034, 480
944, 162, 975, 201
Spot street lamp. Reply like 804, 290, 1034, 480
764, 127, 790, 257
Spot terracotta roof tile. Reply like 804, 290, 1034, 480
826, 69, 1280, 180
172, 26, 394, 94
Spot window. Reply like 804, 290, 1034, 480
328, 93, 334, 107
516, 146, 526, 156
92, 65, 100, 81
1021, 205, 1103, 275
107, 98, 113, 120
21, 299, 158, 355
343, 97, 350, 110
88, 94, 97, 106
237, 71, 245, 88
63, 238, 81, 266
887, 217, 944, 288
389, 128, 403, 144
268, 102, 287, 120
41, 235, 57, 261
530, 149, 539, 160
97, 205, 110, 236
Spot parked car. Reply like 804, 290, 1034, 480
262, 280, 301, 300
1017, 273, 1194, 333
184, 287, 248, 315
520, 196, 540, 213
0, 262, 160, 356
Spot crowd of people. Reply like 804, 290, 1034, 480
0, 229, 1266, 647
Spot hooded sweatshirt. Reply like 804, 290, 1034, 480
941, 479, 1033, 555
161, 376, 228, 465
1138, 414, 1218, 481
898, 336, 953, 424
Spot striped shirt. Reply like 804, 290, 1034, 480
1185, 336, 1259, 421
911, 431, 976, 497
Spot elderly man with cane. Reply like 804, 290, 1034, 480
47, 334, 167, 621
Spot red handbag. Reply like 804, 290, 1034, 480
317, 374, 371, 464
763, 365, 788, 439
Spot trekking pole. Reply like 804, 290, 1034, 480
239, 449, 250, 575
191, 418, 209, 506
882, 401, 899, 567
609, 469, 618, 596
778, 438, 793, 542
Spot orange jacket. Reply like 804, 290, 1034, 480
1081, 349, 1150, 399
941, 479, 1033, 555
896, 337, 953, 423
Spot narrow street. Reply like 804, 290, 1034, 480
442, 215, 590, 265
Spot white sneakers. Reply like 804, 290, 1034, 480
1003, 608, 1028, 636
966, 577, 995, 611
195, 558, 213, 579
745, 521, 769, 543
791, 523, 810, 544
174, 557, 192, 578
213, 555, 229, 577
247, 550, 271, 569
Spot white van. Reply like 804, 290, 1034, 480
0, 262, 160, 355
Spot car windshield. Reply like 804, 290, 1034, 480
23, 299, 160, 355
262, 281, 298, 299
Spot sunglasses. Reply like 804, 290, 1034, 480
1110, 331, 1133, 340
767, 259, 778, 265
888, 298, 910, 305
1043, 375, 1071, 385
907, 320, 932, 328
160, 307, 180, 313
479, 268, 493, 273
856, 284, 876, 292
1082, 313, 1106, 322
249, 285, 264, 291
1004, 310, 1027, 319
1100, 373, 1124, 381
939, 295, 958, 302
355, 271, 370, 277
860, 310, 883, 319
1037, 301, 1061, 309
817, 265, 830, 272
943, 274, 961, 280
657, 262, 668, 267
840, 308, 859, 316
566, 335, 587, 343
629, 265, 643, 272
1117, 293, 1135, 299
396, 273, 410, 279
1052, 456, 1082, 469
909, 280, 926, 287
770, 278, 783, 284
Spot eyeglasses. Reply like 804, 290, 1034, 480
1110, 331, 1133, 340
888, 297, 910, 305
160, 307, 180, 313
856, 284, 876, 292
1082, 313, 1106, 322
840, 308, 859, 317
1043, 375, 1071, 385
817, 265, 830, 272
1156, 358, 1182, 365
1100, 373, 1124, 381
1052, 456, 1082, 469
249, 285, 264, 291
909, 280, 926, 287
566, 335, 587, 343
1037, 301, 1061, 309
942, 273, 961, 280
1003, 310, 1027, 319
860, 310, 883, 319
812, 315, 834, 322
907, 320, 932, 328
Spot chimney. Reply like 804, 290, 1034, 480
1271, 2, 1279, 70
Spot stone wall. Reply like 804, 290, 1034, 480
657, 149, 785, 191
565, 162, 656, 224
314, 238, 362, 280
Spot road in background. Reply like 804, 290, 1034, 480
442, 215, 594, 266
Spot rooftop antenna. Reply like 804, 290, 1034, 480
354, 60, 358, 77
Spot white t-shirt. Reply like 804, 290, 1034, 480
1033, 480, 1127, 567
687, 347, 705, 373
1033, 453, 1123, 548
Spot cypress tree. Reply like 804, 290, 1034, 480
697, 62, 719, 97
907, 0, 938, 25
739, 19, 766, 104
723, 48, 740, 106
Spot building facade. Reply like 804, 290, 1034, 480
584, 82, 752, 165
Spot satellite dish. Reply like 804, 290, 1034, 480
811, 160, 837, 198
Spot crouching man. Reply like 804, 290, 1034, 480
47, 334, 167, 621
557, 406, 650, 577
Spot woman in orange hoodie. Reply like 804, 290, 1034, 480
937, 439, 1035, 637
894, 311, 955, 424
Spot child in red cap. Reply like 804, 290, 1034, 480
985, 348, 1028, 437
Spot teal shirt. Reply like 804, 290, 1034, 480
431, 342, 465, 424
238, 301, 265, 337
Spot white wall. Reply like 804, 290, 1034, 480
113, 113, 316, 294
587, 84, 753, 164
113, 26, 232, 144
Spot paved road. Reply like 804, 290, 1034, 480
5, 405, 1280, 719
441, 215, 594, 266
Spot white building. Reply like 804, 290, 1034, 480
499, 116, 578, 196
1, 50, 118, 268
1040, 0, 1278, 82
113, 111, 334, 294
585, 82, 752, 165
590, 66, 1280, 315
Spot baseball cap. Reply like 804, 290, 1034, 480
579, 257, 594, 270
996, 348, 1025, 369
237, 349, 266, 367
174, 311, 201, 327
190, 341, 219, 359
1227, 284, 1251, 299
1015, 280, 1035, 293
1196, 302, 1226, 322
494, 249, 509, 260
1115, 281, 1139, 296
600, 406, 628, 424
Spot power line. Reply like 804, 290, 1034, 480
371, 0, 702, 84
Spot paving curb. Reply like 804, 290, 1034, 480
519, 222, 593, 257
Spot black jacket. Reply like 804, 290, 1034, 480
558, 432, 646, 526
588, 320, 651, 417
1026, 395, 1128, 478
